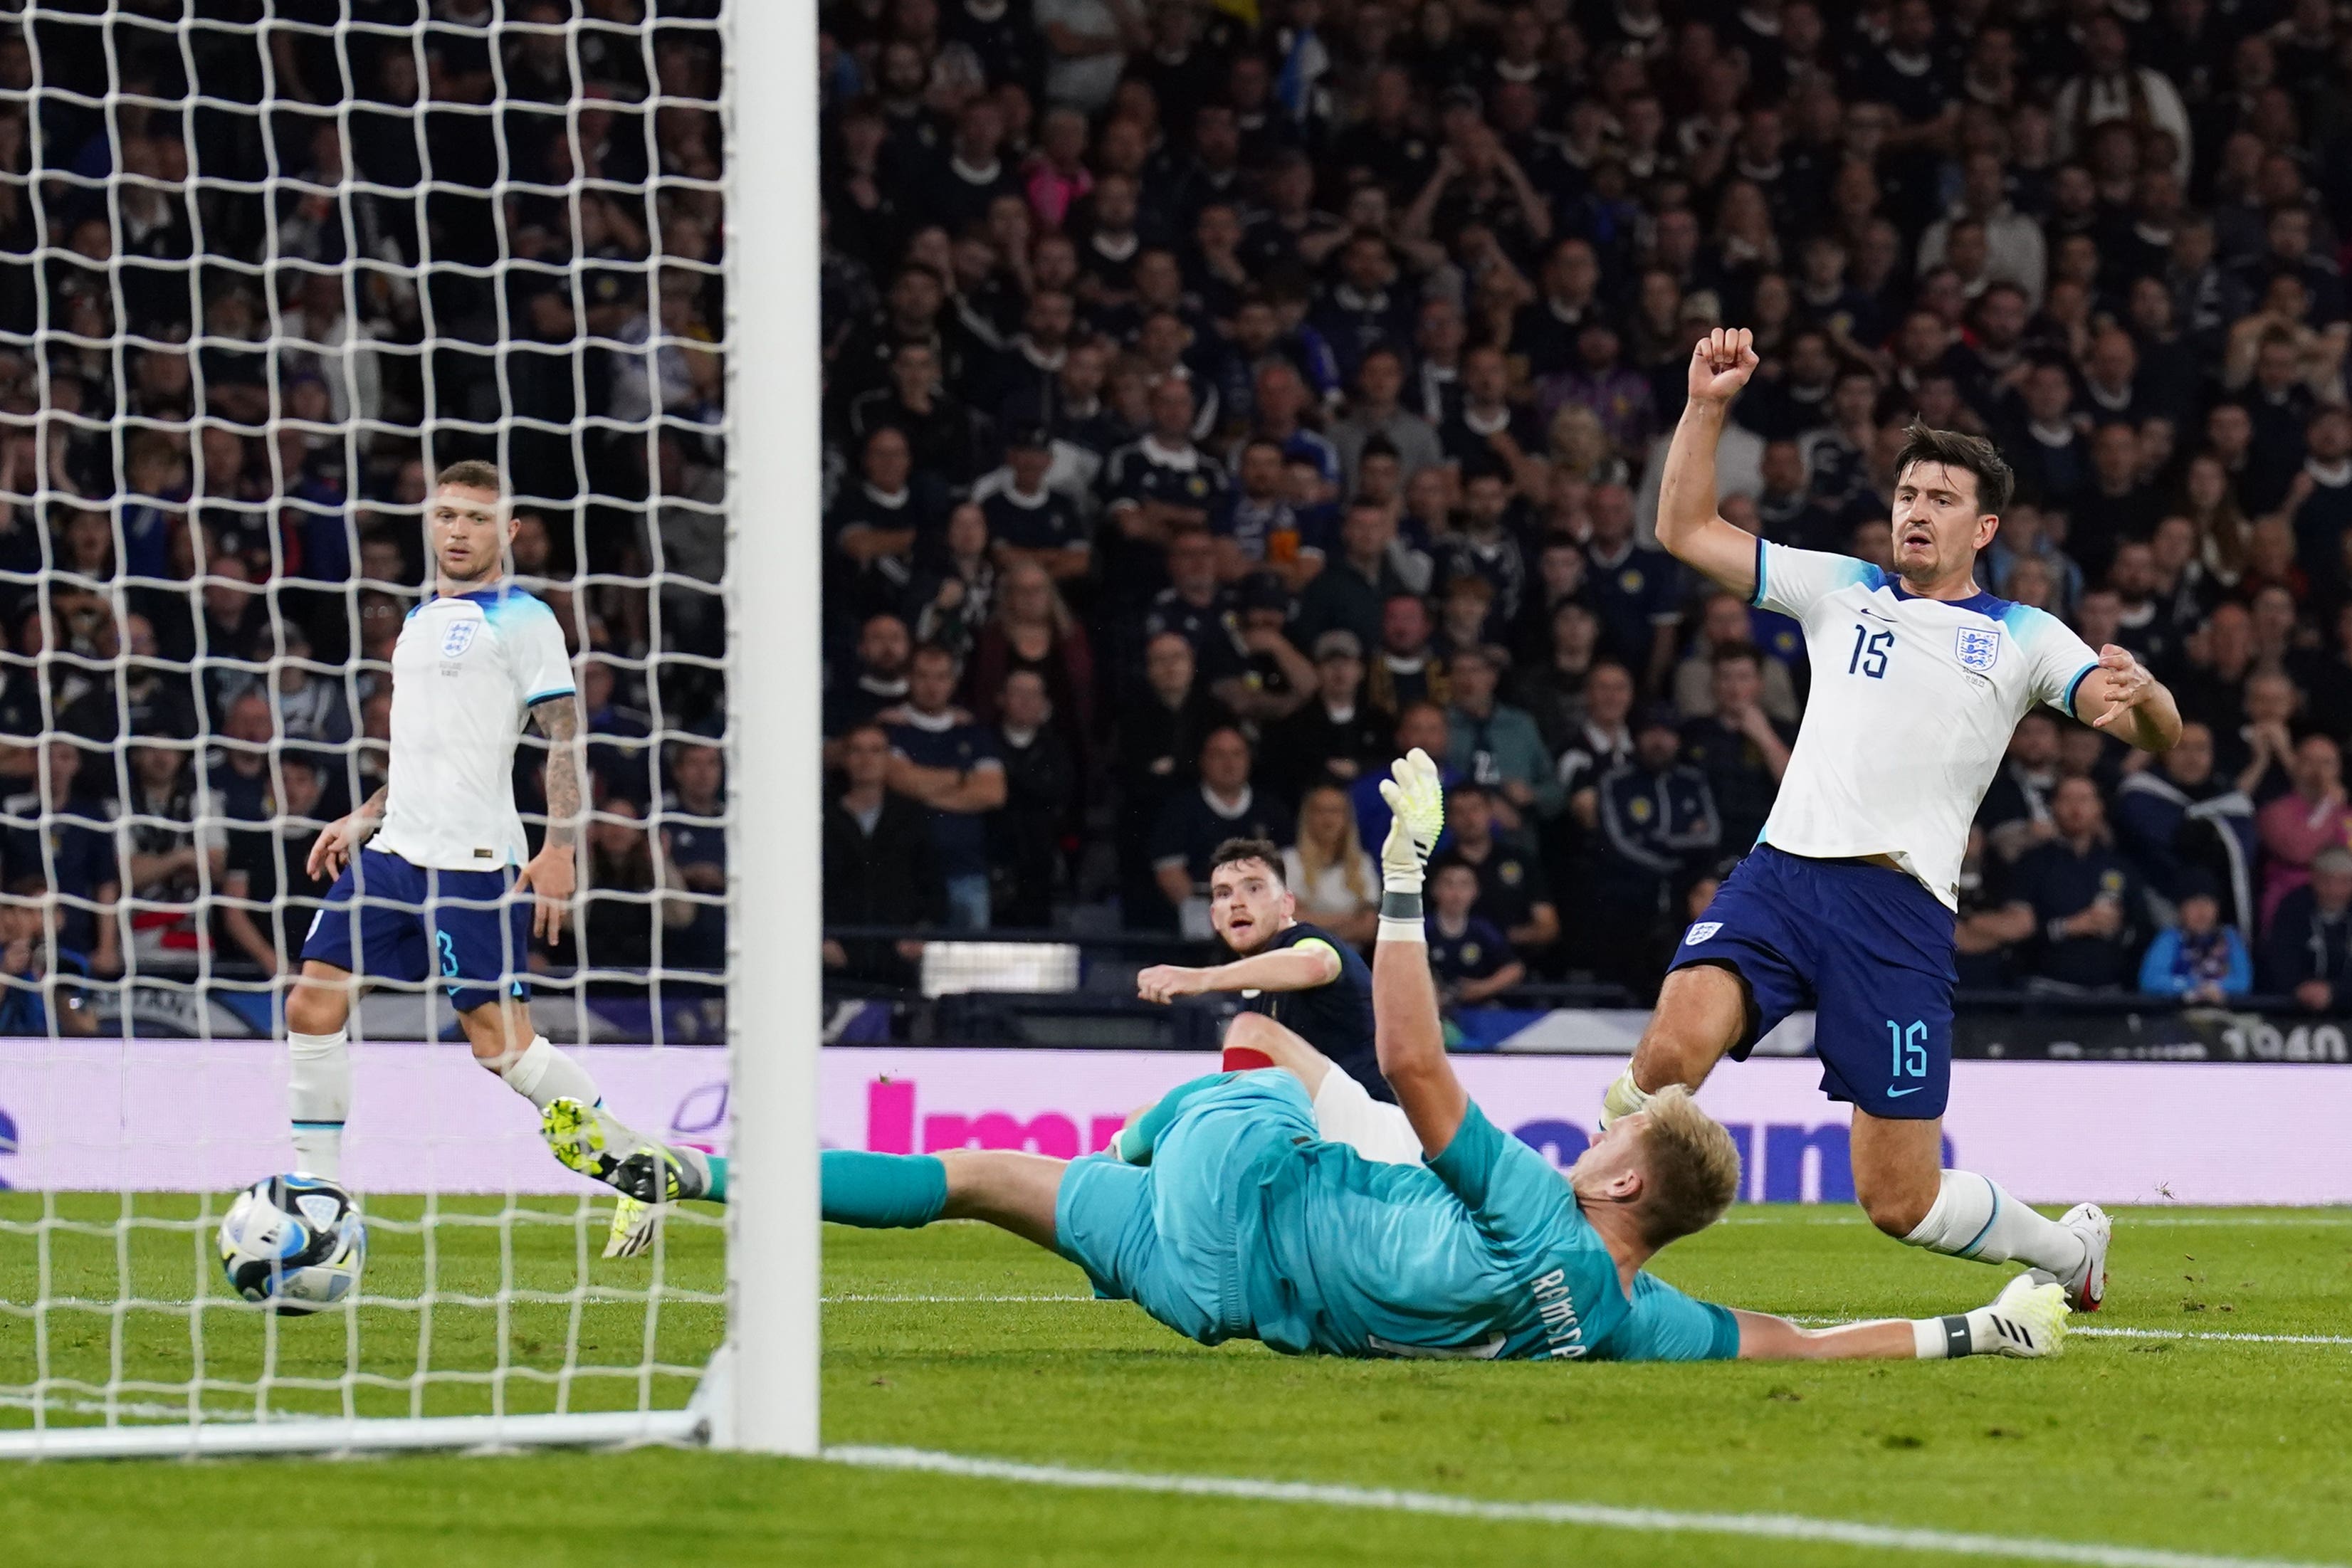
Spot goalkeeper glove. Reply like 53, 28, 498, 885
1377, 747, 1446, 894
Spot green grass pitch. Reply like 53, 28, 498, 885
2, 1195, 2348, 1566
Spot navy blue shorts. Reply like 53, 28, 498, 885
1668, 844, 1958, 1119
298, 847, 530, 1014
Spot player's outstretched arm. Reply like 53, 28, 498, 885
1370, 749, 1469, 1156
1657, 328, 1765, 599
1732, 1274, 2069, 1362
1137, 944, 1341, 1004
2075, 644, 2183, 753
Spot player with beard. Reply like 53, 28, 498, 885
1616, 328, 2185, 1311
1133, 836, 1394, 1108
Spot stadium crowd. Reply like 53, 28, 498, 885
0, 3, 731, 1020
816, 0, 2352, 1006
3, 1, 2352, 1016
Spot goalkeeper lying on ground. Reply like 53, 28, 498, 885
542, 749, 2068, 1364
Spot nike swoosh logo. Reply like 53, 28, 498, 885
1859, 607, 1897, 622
1886, 1085, 1925, 1098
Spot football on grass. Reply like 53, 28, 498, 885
219, 1174, 367, 1315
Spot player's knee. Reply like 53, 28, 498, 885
1859, 1182, 1935, 1240
285, 984, 347, 1038
1222, 1011, 1289, 1061
1633, 968, 1742, 1086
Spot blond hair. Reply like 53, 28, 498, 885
1294, 784, 1375, 907
1634, 1086, 1743, 1246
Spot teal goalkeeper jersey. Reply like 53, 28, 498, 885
1246, 1104, 1740, 1362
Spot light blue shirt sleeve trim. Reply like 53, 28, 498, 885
2060, 661, 2098, 719
1749, 535, 1768, 609
526, 688, 577, 705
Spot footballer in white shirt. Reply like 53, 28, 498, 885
279, 461, 650, 1189
1604, 329, 2184, 1312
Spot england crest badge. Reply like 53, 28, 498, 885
441, 620, 479, 659
1954, 626, 2000, 673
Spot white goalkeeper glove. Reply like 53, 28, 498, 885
1916, 1272, 2071, 1360
1377, 747, 1446, 894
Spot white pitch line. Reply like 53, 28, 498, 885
2074, 1326, 2352, 1347
1783, 1316, 2351, 1349
823, 1445, 2339, 1568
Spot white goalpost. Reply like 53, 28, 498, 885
0, 0, 817, 1459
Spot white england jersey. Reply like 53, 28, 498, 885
372, 585, 576, 872
1750, 540, 2099, 910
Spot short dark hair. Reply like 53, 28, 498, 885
1892, 423, 2013, 516
434, 458, 503, 494
1209, 837, 1286, 883
1711, 640, 1763, 670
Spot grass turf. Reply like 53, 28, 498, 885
1, 1196, 2347, 1567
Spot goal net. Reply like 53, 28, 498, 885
0, 1, 814, 1458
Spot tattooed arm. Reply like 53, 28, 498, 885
520, 695, 582, 942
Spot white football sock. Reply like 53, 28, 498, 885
488, 1035, 603, 1112
1901, 1169, 2088, 1277
288, 1029, 350, 1180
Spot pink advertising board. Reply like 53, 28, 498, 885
0, 1040, 2346, 1205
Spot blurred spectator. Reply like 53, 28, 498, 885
2004, 777, 2147, 991
824, 612, 913, 740
1674, 593, 1799, 723
1222, 574, 1318, 726
265, 623, 353, 748
1442, 646, 1558, 835
989, 668, 1073, 928
1582, 483, 1681, 693
658, 741, 728, 974
1425, 861, 1523, 1009
1434, 782, 1560, 964
2263, 847, 2352, 1012
1115, 631, 1233, 929
1677, 645, 1793, 853
2255, 735, 2351, 929
1979, 710, 2062, 864
562, 800, 694, 979
205, 690, 277, 824
980, 426, 1091, 584
0, 740, 120, 974
829, 424, 940, 626
2137, 875, 2254, 1004
120, 739, 220, 973
217, 757, 327, 968
1363, 591, 1448, 715
1330, 346, 1443, 492
881, 643, 1007, 931
969, 560, 1094, 742
1262, 629, 1391, 809
1590, 705, 1720, 996
1282, 782, 1379, 949
910, 503, 998, 662
580, 657, 656, 808
1143, 527, 1242, 685
1150, 725, 1292, 937
2112, 722, 2258, 926
822, 724, 942, 984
